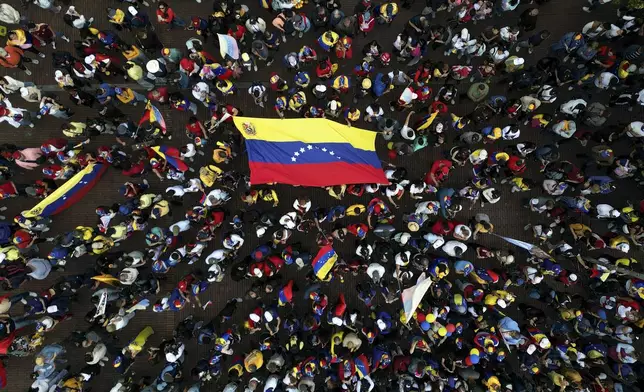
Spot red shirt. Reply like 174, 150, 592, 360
147, 87, 169, 103
156, 8, 176, 23
507, 155, 526, 174
12, 230, 33, 249
0, 182, 18, 199
179, 58, 197, 74
431, 220, 455, 236
186, 121, 204, 137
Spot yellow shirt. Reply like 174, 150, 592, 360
139, 194, 156, 209
126, 62, 143, 81
116, 88, 136, 104
347, 204, 366, 216
122, 45, 141, 61
152, 200, 170, 218
244, 350, 264, 372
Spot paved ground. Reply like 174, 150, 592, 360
0, 0, 643, 390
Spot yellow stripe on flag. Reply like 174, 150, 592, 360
233, 117, 377, 151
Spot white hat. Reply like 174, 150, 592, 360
329, 101, 338, 111
411, 93, 418, 100
264, 311, 274, 322
256, 226, 267, 237
85, 55, 96, 65
569, 273, 578, 282
332, 317, 343, 326
376, 319, 386, 330
539, 337, 551, 349
497, 299, 507, 308
396, 232, 411, 245
146, 59, 160, 73
54, 70, 63, 78
616, 243, 630, 253
249, 313, 260, 322
128, 6, 138, 15
513, 57, 525, 66
610, 210, 621, 218
432, 237, 445, 249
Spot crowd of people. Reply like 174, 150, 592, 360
0, 0, 643, 391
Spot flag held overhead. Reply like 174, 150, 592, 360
311, 245, 338, 280
234, 117, 388, 186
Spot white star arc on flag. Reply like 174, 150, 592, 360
290, 144, 342, 162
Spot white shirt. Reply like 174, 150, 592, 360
596, 204, 615, 218
27, 259, 52, 280
184, 178, 203, 193
0, 76, 25, 94
205, 189, 230, 205
489, 47, 509, 64
165, 344, 185, 362
264, 375, 279, 392
387, 71, 409, 85
192, 82, 209, 101
206, 249, 227, 264
170, 220, 191, 233
293, 199, 311, 213
594, 72, 618, 89
367, 263, 386, 280
366, 105, 384, 117
166, 185, 185, 197
454, 224, 472, 240
181, 144, 197, 159
637, 89, 644, 105
410, 183, 425, 194
502, 125, 520, 140
385, 184, 403, 197
442, 240, 467, 256
626, 121, 643, 138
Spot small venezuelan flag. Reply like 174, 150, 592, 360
233, 117, 388, 186
311, 245, 338, 280
139, 102, 167, 133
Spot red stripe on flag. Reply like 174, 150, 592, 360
248, 161, 389, 186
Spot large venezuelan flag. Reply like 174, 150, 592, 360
311, 245, 338, 280
23, 163, 107, 218
233, 117, 388, 186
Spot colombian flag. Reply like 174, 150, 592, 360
311, 245, 338, 280
139, 102, 167, 133
23, 163, 107, 218
233, 117, 388, 186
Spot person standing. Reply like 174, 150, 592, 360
466, 82, 489, 103
517, 8, 538, 32
0, 46, 38, 75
